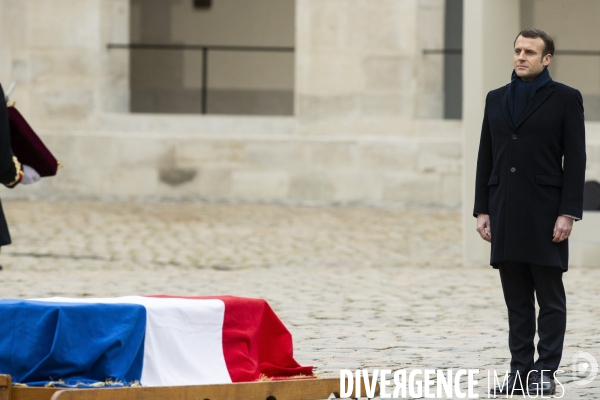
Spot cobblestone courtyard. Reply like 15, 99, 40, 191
1, 199, 599, 399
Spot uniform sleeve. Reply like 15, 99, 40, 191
559, 90, 586, 219
473, 93, 493, 217
0, 84, 22, 187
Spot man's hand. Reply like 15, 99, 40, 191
476, 213, 492, 243
553, 215, 574, 243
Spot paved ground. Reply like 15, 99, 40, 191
1, 199, 599, 399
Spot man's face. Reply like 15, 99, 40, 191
513, 36, 552, 81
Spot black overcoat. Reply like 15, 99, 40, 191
473, 80, 586, 271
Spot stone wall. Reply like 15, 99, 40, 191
31, 118, 463, 204
295, 0, 445, 125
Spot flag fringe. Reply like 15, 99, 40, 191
258, 373, 318, 382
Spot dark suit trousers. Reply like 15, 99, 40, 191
499, 262, 566, 375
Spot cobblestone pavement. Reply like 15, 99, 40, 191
1, 199, 599, 399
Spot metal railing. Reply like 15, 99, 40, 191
107, 43, 295, 114
422, 48, 600, 120
423, 49, 600, 56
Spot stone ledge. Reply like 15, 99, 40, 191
6, 131, 463, 203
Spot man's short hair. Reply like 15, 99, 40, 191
514, 28, 555, 57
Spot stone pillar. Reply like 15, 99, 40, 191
0, 0, 10, 81
0, 0, 128, 130
100, 0, 130, 114
0, 0, 30, 104
295, 0, 421, 133
462, 0, 520, 266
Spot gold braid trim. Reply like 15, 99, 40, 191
6, 156, 23, 187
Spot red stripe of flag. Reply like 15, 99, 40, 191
149, 295, 314, 382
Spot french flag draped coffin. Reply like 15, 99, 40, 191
0, 296, 313, 387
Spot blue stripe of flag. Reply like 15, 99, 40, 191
0, 300, 146, 386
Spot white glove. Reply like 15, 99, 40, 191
21, 164, 41, 185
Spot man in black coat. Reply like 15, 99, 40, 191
473, 29, 586, 396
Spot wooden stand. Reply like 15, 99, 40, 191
0, 375, 376, 400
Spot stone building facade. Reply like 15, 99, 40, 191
0, 0, 463, 204
1, 0, 599, 264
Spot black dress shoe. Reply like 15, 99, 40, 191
527, 371, 556, 396
489, 372, 524, 395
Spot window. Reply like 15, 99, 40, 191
128, 0, 295, 116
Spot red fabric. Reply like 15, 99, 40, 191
7, 106, 58, 177
150, 295, 313, 382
